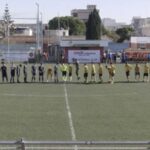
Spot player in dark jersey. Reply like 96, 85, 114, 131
16, 64, 21, 83
38, 63, 44, 82
54, 63, 59, 83
68, 63, 73, 81
23, 63, 28, 83
31, 64, 36, 82
75, 59, 80, 80
10, 62, 16, 83
0, 62, 8, 82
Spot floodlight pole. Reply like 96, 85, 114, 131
36, 3, 40, 52
40, 12, 43, 53
7, 22, 10, 63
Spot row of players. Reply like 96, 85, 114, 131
0, 61, 150, 83
0, 62, 78, 83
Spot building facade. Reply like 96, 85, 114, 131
102, 18, 127, 31
132, 17, 150, 36
71, 5, 99, 22
13, 27, 33, 36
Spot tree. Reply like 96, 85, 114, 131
86, 9, 101, 40
48, 16, 85, 35
3, 4, 11, 23
116, 27, 134, 43
2, 3, 14, 37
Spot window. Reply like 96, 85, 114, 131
63, 32, 66, 36
72, 13, 78, 17
139, 43, 146, 49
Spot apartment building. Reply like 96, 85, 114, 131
102, 18, 127, 31
71, 5, 99, 22
132, 17, 150, 36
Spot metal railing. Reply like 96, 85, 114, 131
1, 139, 150, 150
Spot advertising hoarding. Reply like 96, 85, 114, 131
68, 50, 100, 63
125, 51, 150, 61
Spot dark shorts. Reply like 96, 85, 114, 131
54, 71, 57, 76
99, 73, 102, 77
135, 72, 140, 76
39, 73, 43, 76
91, 73, 95, 76
76, 69, 79, 76
69, 72, 72, 77
32, 72, 36, 76
2, 74, 7, 79
84, 73, 88, 78
144, 73, 148, 77
11, 71, 15, 77
126, 71, 130, 77
62, 71, 67, 76
111, 72, 115, 77
2, 72, 7, 77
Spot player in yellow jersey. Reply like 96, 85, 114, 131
106, 65, 111, 82
143, 62, 149, 82
125, 62, 132, 82
98, 63, 103, 83
106, 62, 116, 84
110, 62, 116, 84
91, 62, 96, 82
83, 64, 89, 83
68, 63, 73, 81
60, 63, 68, 82
134, 63, 141, 81
47, 65, 53, 82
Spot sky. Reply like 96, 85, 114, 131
0, 0, 150, 24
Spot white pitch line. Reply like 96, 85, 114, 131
63, 84, 77, 150
0, 92, 137, 98
67, 92, 138, 97
21, 146, 148, 150
0, 93, 64, 98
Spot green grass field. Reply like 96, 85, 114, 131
0, 63, 150, 141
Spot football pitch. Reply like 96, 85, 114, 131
0, 63, 150, 142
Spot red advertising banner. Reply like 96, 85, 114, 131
125, 51, 150, 61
